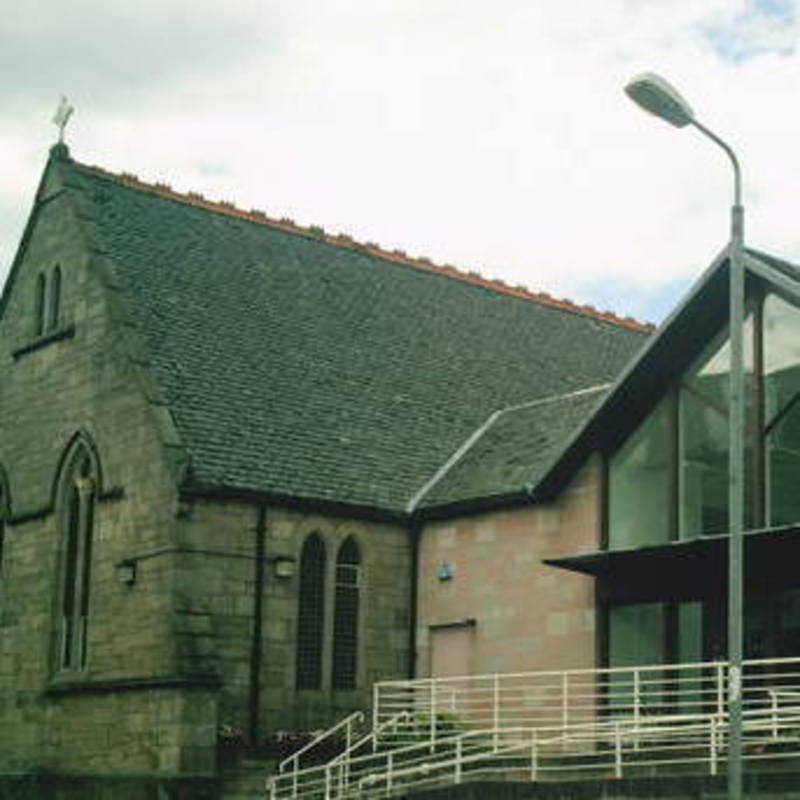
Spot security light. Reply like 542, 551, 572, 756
115, 559, 136, 587
269, 555, 296, 579
624, 73, 694, 128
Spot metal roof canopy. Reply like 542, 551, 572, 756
544, 524, 800, 601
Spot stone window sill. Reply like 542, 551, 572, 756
45, 673, 222, 696
12, 324, 76, 360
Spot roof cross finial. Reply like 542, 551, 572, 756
52, 95, 74, 143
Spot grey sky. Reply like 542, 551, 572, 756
4, 1, 800, 324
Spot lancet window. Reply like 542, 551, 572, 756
295, 534, 326, 690
59, 442, 97, 671
332, 537, 361, 690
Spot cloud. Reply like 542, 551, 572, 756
3, 0, 800, 324
703, 0, 797, 63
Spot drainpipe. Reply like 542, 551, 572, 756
408, 519, 421, 678
248, 505, 267, 744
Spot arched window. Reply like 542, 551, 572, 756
58, 442, 97, 671
332, 537, 361, 690
296, 534, 326, 690
35, 273, 46, 336
47, 265, 61, 331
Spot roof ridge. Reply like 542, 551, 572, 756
69, 158, 654, 333
498, 383, 612, 416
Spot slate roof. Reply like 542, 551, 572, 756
50, 148, 650, 514
414, 385, 610, 510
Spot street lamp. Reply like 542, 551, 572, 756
625, 72, 745, 800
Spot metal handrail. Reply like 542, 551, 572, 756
330, 709, 412, 765
354, 707, 800, 798
277, 710, 364, 774
376, 655, 800, 690
269, 656, 800, 799
268, 703, 800, 798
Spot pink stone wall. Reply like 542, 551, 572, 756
417, 456, 602, 678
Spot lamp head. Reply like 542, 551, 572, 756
625, 72, 694, 128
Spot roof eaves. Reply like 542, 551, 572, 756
415, 490, 533, 521
743, 251, 800, 303
0, 145, 71, 321
69, 159, 653, 334
180, 482, 410, 524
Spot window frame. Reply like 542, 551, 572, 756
295, 533, 327, 690
56, 440, 99, 673
606, 289, 771, 548
332, 537, 361, 691
47, 264, 62, 332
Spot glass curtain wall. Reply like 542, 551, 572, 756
679, 319, 755, 539
608, 397, 672, 549
607, 289, 800, 667
764, 294, 800, 526
608, 315, 755, 549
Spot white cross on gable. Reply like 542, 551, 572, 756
52, 96, 74, 143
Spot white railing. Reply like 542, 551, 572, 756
278, 709, 365, 791
373, 656, 800, 742
268, 656, 800, 799
356, 705, 800, 798
332, 710, 413, 763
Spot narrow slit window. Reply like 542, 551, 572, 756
35, 273, 46, 336
296, 534, 326, 690
332, 537, 361, 690
47, 265, 61, 331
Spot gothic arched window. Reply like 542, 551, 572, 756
58, 442, 97, 671
295, 534, 326, 690
35, 273, 46, 336
47, 265, 62, 331
332, 537, 361, 690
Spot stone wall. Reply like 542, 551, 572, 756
416, 457, 602, 678
0, 158, 214, 781
174, 499, 413, 735
0, 158, 414, 791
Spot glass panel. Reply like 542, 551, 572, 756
779, 589, 800, 658
296, 535, 326, 690
679, 320, 754, 538
608, 398, 671, 549
332, 538, 361, 690
767, 402, 800, 526
608, 603, 665, 714
745, 592, 771, 660
678, 601, 703, 663
609, 603, 665, 668
679, 390, 730, 537
677, 601, 705, 713
764, 294, 800, 526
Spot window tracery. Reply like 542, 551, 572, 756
332, 537, 361, 690
58, 442, 97, 671
295, 533, 326, 690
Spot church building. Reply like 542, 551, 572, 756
2, 142, 799, 797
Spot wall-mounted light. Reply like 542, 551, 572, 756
115, 559, 136, 587
269, 555, 296, 579
438, 562, 454, 581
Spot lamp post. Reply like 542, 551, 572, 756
625, 72, 745, 800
